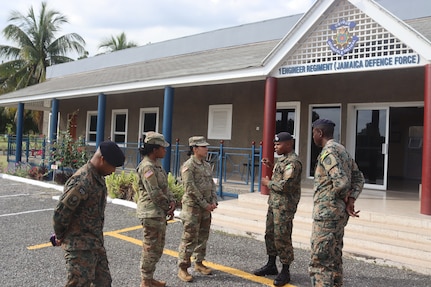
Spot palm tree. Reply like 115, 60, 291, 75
0, 1, 86, 91
98, 32, 138, 53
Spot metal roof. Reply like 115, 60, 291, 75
0, 0, 430, 106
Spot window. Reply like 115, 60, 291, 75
138, 108, 159, 142
86, 111, 97, 145
111, 109, 128, 146
277, 102, 300, 155
208, 104, 232, 140
309, 106, 341, 177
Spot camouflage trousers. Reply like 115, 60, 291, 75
265, 206, 294, 265
64, 248, 112, 287
140, 217, 167, 279
178, 205, 211, 268
309, 216, 349, 287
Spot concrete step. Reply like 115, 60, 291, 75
212, 192, 431, 275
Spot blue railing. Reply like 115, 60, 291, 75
5, 136, 262, 198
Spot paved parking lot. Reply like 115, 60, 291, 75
0, 176, 430, 287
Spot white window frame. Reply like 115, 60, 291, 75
111, 109, 128, 147
207, 104, 232, 140
276, 101, 301, 155
86, 111, 98, 146
138, 107, 159, 143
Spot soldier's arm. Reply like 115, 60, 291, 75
349, 159, 365, 199
141, 167, 170, 211
268, 161, 300, 192
182, 166, 209, 209
53, 181, 87, 240
325, 153, 350, 199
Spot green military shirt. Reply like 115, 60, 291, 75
181, 155, 217, 209
136, 156, 174, 219
267, 151, 302, 218
313, 139, 364, 220
53, 161, 107, 251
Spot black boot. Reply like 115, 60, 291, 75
253, 255, 278, 276
273, 264, 290, 286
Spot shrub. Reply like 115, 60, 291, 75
5, 162, 31, 177
105, 171, 139, 202
49, 131, 88, 170
168, 172, 184, 205
28, 165, 48, 181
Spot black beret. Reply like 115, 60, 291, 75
274, 132, 293, 142
312, 119, 336, 128
99, 141, 125, 167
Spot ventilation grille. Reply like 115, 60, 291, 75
285, 0, 414, 66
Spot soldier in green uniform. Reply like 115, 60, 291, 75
53, 140, 125, 287
309, 119, 364, 287
177, 136, 218, 282
136, 132, 176, 287
253, 132, 302, 286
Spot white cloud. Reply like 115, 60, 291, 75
0, 0, 314, 57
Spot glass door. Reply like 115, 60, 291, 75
355, 108, 389, 190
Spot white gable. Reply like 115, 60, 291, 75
271, 0, 430, 78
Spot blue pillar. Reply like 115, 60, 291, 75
162, 86, 174, 172
49, 99, 59, 143
96, 93, 106, 148
15, 103, 24, 163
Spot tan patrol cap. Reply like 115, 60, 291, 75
144, 132, 170, 147
189, 136, 210, 147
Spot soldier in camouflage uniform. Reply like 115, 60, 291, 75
253, 132, 302, 287
136, 132, 176, 287
309, 119, 364, 287
53, 140, 125, 287
177, 136, 218, 282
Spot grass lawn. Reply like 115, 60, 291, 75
0, 155, 8, 171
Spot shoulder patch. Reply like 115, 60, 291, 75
182, 166, 188, 173
321, 153, 337, 171
283, 163, 293, 179
144, 170, 154, 178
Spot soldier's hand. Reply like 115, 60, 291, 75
345, 197, 360, 217
261, 176, 270, 187
261, 158, 273, 169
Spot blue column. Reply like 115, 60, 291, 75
162, 86, 174, 172
15, 103, 24, 163
49, 99, 59, 143
96, 93, 106, 148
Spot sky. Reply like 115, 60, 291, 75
0, 0, 315, 59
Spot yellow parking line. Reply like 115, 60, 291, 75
105, 230, 297, 287
28, 223, 298, 287
27, 242, 52, 250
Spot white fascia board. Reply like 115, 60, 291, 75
0, 67, 267, 105
350, 0, 431, 61
262, 0, 335, 75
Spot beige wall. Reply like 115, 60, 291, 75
56, 67, 425, 179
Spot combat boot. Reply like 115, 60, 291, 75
253, 255, 278, 276
151, 278, 166, 287
273, 264, 290, 286
195, 261, 212, 275
178, 267, 193, 282
140, 279, 154, 287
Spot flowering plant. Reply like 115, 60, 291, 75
49, 130, 88, 170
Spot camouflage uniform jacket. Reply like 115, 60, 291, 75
267, 151, 302, 218
53, 161, 107, 251
136, 156, 174, 219
181, 155, 217, 209
313, 139, 364, 220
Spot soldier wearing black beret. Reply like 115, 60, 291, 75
53, 141, 125, 286
309, 119, 364, 286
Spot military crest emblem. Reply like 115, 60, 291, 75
327, 19, 358, 56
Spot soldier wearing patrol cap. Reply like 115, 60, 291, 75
136, 132, 176, 287
53, 140, 125, 287
253, 132, 302, 286
177, 136, 218, 282
309, 119, 364, 287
